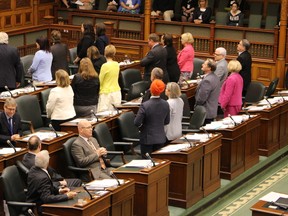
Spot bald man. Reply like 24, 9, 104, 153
71, 120, 113, 182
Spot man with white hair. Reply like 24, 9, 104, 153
214, 47, 228, 86
0, 32, 23, 92
27, 150, 77, 211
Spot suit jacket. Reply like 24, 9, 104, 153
0, 112, 22, 145
237, 51, 252, 94
71, 136, 106, 181
195, 72, 221, 119
142, 89, 168, 103
165, 46, 180, 82
214, 58, 228, 86
140, 44, 168, 83
51, 43, 69, 79
27, 166, 68, 206
0, 44, 23, 89
134, 97, 170, 145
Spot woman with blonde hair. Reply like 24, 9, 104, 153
46, 70, 76, 131
97, 45, 121, 112
177, 32, 195, 81
219, 60, 243, 117
165, 82, 184, 141
193, 0, 212, 24
71, 57, 100, 117
87, 45, 106, 74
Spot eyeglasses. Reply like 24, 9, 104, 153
4, 107, 16, 111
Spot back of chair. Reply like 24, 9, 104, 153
63, 137, 78, 168
265, 77, 279, 98
216, 11, 227, 25
20, 54, 34, 87
16, 160, 29, 187
191, 58, 204, 79
180, 93, 191, 119
15, 95, 43, 130
40, 88, 52, 114
245, 81, 266, 103
93, 123, 114, 151
126, 81, 149, 101
189, 106, 206, 129
120, 69, 142, 92
248, 14, 262, 28
117, 111, 140, 140
1, 165, 27, 216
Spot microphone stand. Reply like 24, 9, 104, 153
145, 153, 156, 167
183, 136, 194, 148
4, 86, 13, 97
264, 96, 272, 108
228, 114, 238, 126
200, 127, 210, 138
49, 124, 59, 137
6, 140, 16, 153
91, 110, 99, 122
82, 184, 94, 200
112, 104, 120, 115
110, 171, 120, 186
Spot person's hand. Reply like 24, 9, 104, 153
97, 147, 107, 157
59, 187, 70, 194
16, 82, 21, 88
11, 134, 20, 141
66, 191, 77, 199
59, 180, 67, 187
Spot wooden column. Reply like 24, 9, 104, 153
104, 21, 114, 43
144, 0, 151, 40
276, 0, 287, 87
33, 0, 39, 25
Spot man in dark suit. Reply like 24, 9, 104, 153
0, 98, 22, 146
237, 39, 252, 96
27, 150, 77, 213
195, 59, 221, 125
140, 33, 169, 83
22, 135, 82, 188
71, 120, 113, 182
0, 32, 23, 92
134, 79, 170, 157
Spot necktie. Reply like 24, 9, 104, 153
8, 118, 13, 135
87, 139, 106, 170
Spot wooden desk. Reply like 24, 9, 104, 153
116, 98, 141, 114
113, 159, 170, 216
181, 84, 197, 110
0, 87, 48, 110
15, 131, 75, 176
152, 134, 222, 208
279, 101, 288, 148
250, 200, 287, 216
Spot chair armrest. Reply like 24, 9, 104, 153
121, 137, 140, 142
68, 166, 90, 173
6, 201, 36, 207
121, 100, 128, 103
123, 87, 129, 93
107, 150, 124, 155
113, 141, 134, 146
21, 120, 35, 133
182, 128, 201, 134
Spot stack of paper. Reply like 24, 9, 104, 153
85, 179, 124, 190
21, 131, 67, 141
123, 160, 155, 168
0, 148, 21, 155
157, 144, 191, 152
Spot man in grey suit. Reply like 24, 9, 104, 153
0, 32, 23, 92
214, 47, 228, 86
140, 33, 169, 83
195, 59, 221, 125
71, 120, 112, 182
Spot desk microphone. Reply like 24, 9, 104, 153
110, 171, 120, 186
28, 79, 36, 91
243, 107, 251, 119
90, 110, 99, 122
6, 140, 16, 153
112, 104, 120, 115
200, 127, 210, 138
82, 184, 93, 200
49, 124, 59, 137
183, 136, 194, 148
228, 114, 238, 126
278, 92, 285, 102
264, 96, 272, 108
27, 209, 36, 216
145, 153, 155, 167
4, 86, 13, 97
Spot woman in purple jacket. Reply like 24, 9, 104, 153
219, 60, 243, 117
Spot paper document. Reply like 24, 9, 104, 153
247, 105, 268, 111
85, 179, 124, 190
75, 0, 84, 6
0, 147, 22, 155
158, 144, 191, 152
69, 118, 98, 123
21, 131, 67, 141
181, 134, 210, 142
0, 87, 41, 97
123, 159, 156, 168
260, 192, 288, 202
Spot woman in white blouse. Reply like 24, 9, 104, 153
46, 69, 76, 131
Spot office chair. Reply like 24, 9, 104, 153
243, 81, 266, 106
180, 93, 193, 122
20, 54, 34, 87
191, 58, 204, 79
119, 68, 142, 99
265, 77, 279, 98
125, 80, 149, 101
117, 111, 141, 155
40, 88, 52, 125
0, 165, 36, 216
15, 94, 50, 134
182, 105, 207, 134
68, 47, 78, 75
63, 137, 93, 182
93, 122, 141, 167
16, 160, 29, 188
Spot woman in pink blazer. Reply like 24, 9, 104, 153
219, 60, 243, 117
177, 32, 195, 81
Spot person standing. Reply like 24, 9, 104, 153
0, 32, 23, 92
214, 47, 228, 86
0, 98, 22, 145
219, 60, 243, 117
195, 59, 220, 125
94, 23, 109, 56
134, 79, 170, 157
140, 33, 168, 83
237, 39, 252, 96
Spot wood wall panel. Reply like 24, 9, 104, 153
252, 62, 276, 85
0, 1, 11, 10
16, 0, 30, 8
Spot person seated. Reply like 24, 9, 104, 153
106, 0, 118, 12
71, 120, 113, 182
226, 1, 244, 26
27, 150, 77, 214
22, 135, 82, 188
151, 0, 176, 21
0, 98, 22, 146
61, 0, 77, 8
193, 0, 212, 24
77, 0, 95, 10
118, 0, 141, 14
181, 0, 198, 22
